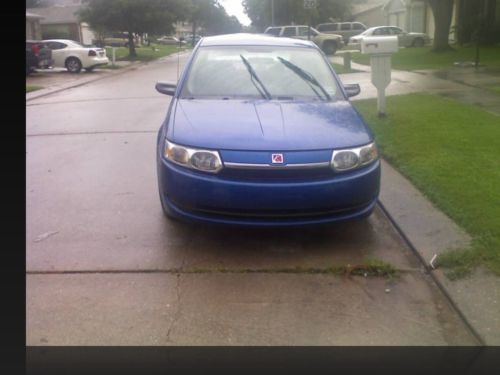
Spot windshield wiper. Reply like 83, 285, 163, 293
240, 55, 272, 100
277, 56, 331, 101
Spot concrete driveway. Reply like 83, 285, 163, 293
26, 53, 478, 345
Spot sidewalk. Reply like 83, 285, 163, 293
336, 63, 500, 344
333, 56, 500, 115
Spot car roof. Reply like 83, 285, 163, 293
200, 33, 315, 48
43, 39, 79, 44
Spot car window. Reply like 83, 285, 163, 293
282, 27, 296, 37
340, 23, 350, 31
373, 27, 388, 36
318, 24, 337, 32
352, 23, 365, 31
46, 41, 67, 50
265, 27, 281, 36
181, 46, 342, 100
297, 27, 311, 37
390, 27, 403, 35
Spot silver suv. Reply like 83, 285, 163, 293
316, 22, 367, 43
264, 25, 344, 55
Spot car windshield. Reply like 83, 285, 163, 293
181, 46, 342, 101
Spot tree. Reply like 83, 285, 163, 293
186, 0, 241, 42
427, 0, 455, 51
243, 0, 352, 32
79, 0, 187, 57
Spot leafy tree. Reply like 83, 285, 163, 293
243, 0, 352, 32
185, 0, 241, 44
79, 0, 187, 57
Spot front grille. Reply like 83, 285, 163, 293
219, 166, 335, 181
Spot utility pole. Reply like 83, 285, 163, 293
271, 0, 275, 26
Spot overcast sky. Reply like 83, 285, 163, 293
219, 0, 251, 26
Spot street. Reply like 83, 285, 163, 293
26, 52, 479, 345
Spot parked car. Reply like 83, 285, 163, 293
349, 26, 431, 48
316, 22, 367, 43
157, 36, 186, 45
26, 40, 54, 75
155, 34, 380, 226
264, 25, 344, 55
185, 34, 202, 45
43, 39, 109, 73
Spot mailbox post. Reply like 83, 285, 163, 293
360, 36, 398, 117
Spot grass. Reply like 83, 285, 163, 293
26, 85, 43, 93
351, 46, 500, 71
354, 93, 500, 279
105, 43, 188, 62
170, 258, 398, 279
488, 85, 500, 94
331, 63, 361, 74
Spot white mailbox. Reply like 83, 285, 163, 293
360, 36, 398, 117
361, 36, 398, 55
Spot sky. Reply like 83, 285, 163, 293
219, 0, 251, 26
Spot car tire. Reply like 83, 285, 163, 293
323, 41, 337, 56
65, 57, 82, 73
412, 38, 424, 48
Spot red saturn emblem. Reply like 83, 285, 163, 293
271, 153, 284, 164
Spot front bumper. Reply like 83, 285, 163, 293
158, 157, 380, 226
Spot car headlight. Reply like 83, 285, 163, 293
331, 142, 378, 171
164, 140, 223, 173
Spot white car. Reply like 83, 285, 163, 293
43, 39, 109, 73
348, 26, 431, 49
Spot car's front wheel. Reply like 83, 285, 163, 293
323, 41, 337, 56
65, 57, 82, 73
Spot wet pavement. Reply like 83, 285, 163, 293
26, 52, 479, 345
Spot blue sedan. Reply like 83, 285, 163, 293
156, 34, 380, 226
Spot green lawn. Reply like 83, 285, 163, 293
105, 43, 188, 62
352, 46, 500, 71
354, 93, 500, 279
331, 63, 361, 74
26, 85, 43, 93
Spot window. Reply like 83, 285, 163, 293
352, 23, 365, 31
373, 27, 389, 36
390, 27, 403, 35
182, 46, 342, 100
282, 27, 296, 37
298, 27, 311, 37
318, 23, 337, 32
265, 27, 281, 36
46, 41, 67, 50
340, 23, 351, 31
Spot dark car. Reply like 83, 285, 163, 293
26, 40, 53, 75
155, 34, 380, 226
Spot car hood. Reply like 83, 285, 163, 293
168, 99, 372, 151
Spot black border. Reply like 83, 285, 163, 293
26, 346, 500, 374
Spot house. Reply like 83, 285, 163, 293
350, 1, 386, 27
26, 5, 95, 45
26, 11, 44, 40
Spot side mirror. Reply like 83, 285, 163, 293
344, 83, 360, 98
156, 81, 177, 96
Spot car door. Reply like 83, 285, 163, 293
45, 41, 67, 68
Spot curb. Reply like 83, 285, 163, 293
376, 199, 485, 346
26, 51, 190, 102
